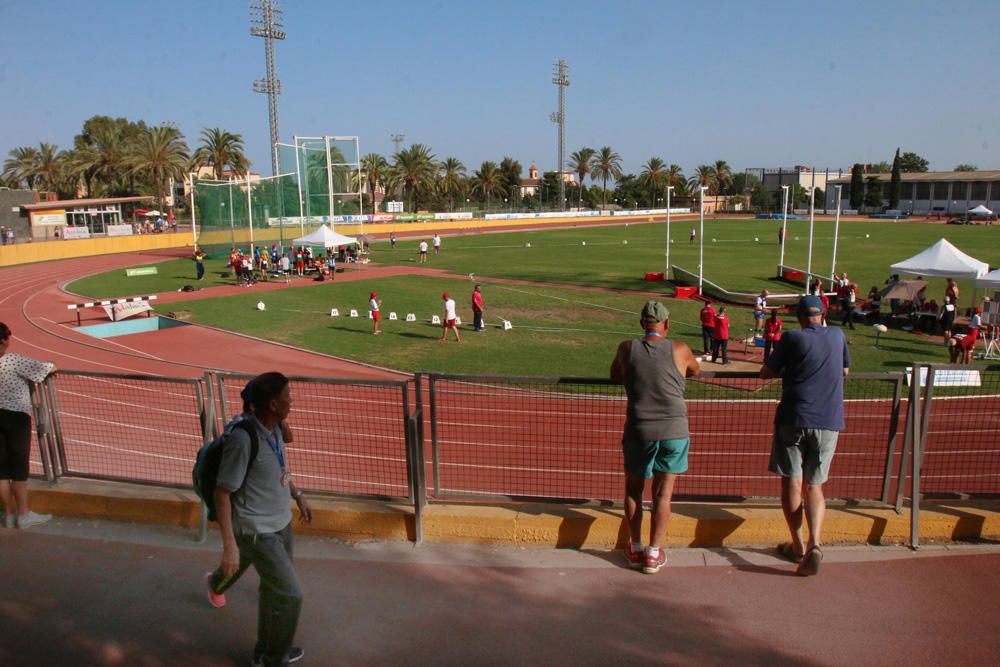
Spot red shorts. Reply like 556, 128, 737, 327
446, 318, 456, 327
372, 311, 380, 321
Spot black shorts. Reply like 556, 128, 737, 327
0, 409, 32, 481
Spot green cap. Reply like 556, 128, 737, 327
641, 300, 670, 322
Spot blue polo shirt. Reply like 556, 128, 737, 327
765, 324, 850, 431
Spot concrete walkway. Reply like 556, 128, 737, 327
2, 517, 999, 666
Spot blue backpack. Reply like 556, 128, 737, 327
193, 419, 259, 522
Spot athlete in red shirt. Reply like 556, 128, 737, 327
699, 303, 717, 355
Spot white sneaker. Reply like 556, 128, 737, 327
3, 514, 15, 529
16, 511, 52, 529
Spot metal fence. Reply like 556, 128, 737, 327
23, 365, 999, 546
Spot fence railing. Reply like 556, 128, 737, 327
27, 365, 999, 546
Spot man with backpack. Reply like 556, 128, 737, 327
209, 372, 311, 666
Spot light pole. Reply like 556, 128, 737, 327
698, 186, 708, 295
664, 185, 674, 277
778, 185, 789, 272
806, 186, 815, 285
831, 185, 843, 280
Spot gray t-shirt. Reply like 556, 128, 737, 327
216, 416, 292, 535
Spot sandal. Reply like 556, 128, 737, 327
796, 546, 823, 577
776, 542, 803, 563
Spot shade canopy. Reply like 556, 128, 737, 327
968, 204, 993, 215
291, 224, 357, 248
879, 280, 927, 301
889, 238, 989, 279
976, 268, 1000, 289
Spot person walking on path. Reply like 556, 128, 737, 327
610, 301, 700, 574
194, 246, 206, 281
0, 322, 57, 530
699, 302, 717, 356
472, 284, 485, 332
763, 309, 783, 363
438, 292, 461, 342
754, 290, 769, 332
760, 296, 850, 577
433, 234, 442, 255
369, 292, 382, 336
711, 306, 730, 364
210, 372, 311, 667
418, 240, 428, 263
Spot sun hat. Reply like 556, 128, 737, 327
442, 292, 450, 299
370, 291, 377, 297
641, 301, 670, 322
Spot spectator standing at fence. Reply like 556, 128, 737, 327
760, 296, 850, 576
212, 372, 310, 667
438, 292, 461, 342
472, 284, 485, 332
610, 301, 700, 574
763, 310, 783, 363
699, 302, 716, 356
433, 234, 442, 255
418, 239, 428, 263
194, 247, 206, 281
754, 290, 769, 332
7, 228, 13, 244
0, 322, 57, 530
711, 306, 730, 364
369, 292, 382, 336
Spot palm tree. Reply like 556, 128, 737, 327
688, 164, 715, 195
359, 153, 389, 213
3, 146, 40, 189
590, 146, 623, 208
568, 147, 595, 209
388, 144, 436, 212
437, 157, 466, 212
33, 143, 65, 193
472, 161, 505, 211
712, 160, 732, 195
192, 128, 249, 180
67, 125, 131, 197
639, 157, 667, 207
126, 125, 189, 213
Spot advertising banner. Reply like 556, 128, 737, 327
106, 224, 134, 237
415, 213, 435, 221
395, 214, 417, 222
434, 212, 474, 220
372, 214, 395, 222
32, 210, 67, 226
102, 301, 152, 321
61, 226, 91, 240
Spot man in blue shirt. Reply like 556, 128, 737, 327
760, 296, 850, 576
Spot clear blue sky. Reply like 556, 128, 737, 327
2, 0, 997, 178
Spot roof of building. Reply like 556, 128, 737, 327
828, 170, 1000, 184
21, 196, 155, 211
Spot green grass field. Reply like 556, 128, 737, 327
67, 217, 998, 376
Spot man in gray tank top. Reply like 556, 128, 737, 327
611, 301, 700, 574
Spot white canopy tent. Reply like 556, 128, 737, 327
976, 268, 1000, 289
889, 239, 989, 279
291, 224, 357, 248
968, 204, 993, 216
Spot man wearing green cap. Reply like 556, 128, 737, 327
761, 295, 850, 577
610, 301, 700, 574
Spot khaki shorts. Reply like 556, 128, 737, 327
768, 424, 839, 484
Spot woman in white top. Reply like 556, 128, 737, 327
0, 322, 57, 529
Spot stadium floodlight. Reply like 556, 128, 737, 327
250, 1, 286, 176
806, 186, 816, 284
664, 185, 674, 276
698, 186, 708, 295
779, 185, 790, 270
831, 185, 843, 280
189, 171, 198, 245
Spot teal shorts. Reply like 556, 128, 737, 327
622, 437, 690, 479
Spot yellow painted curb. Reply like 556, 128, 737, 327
25, 479, 1000, 547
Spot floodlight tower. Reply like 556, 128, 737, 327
550, 59, 569, 210
250, 0, 285, 176
391, 134, 405, 153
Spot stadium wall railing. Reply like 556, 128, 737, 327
28, 365, 998, 547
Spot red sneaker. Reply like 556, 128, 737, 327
624, 544, 643, 569
643, 549, 667, 574
205, 572, 226, 608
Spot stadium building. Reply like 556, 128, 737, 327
827, 170, 1000, 215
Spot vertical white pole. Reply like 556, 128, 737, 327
698, 186, 706, 295
324, 136, 335, 225
779, 185, 789, 271
228, 177, 235, 246
356, 137, 364, 241
664, 186, 673, 278
831, 185, 843, 280
292, 137, 305, 238
189, 172, 197, 247
806, 186, 815, 285
247, 176, 255, 259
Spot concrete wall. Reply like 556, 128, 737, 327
0, 189, 36, 241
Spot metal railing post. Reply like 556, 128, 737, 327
29, 382, 54, 481
428, 374, 440, 498
910, 364, 926, 550
880, 375, 904, 506
44, 374, 68, 476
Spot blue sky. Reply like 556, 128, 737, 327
1, 0, 997, 178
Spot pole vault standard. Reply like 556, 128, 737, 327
831, 185, 843, 280
664, 185, 674, 277
778, 184, 789, 273
189, 172, 197, 247
806, 186, 815, 283
698, 186, 707, 295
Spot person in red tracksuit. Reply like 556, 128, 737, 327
763, 310, 783, 363
699, 303, 716, 355
712, 306, 730, 364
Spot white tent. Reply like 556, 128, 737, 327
976, 268, 1000, 289
889, 238, 989, 279
291, 224, 357, 248
968, 204, 993, 216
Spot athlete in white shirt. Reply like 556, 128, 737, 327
438, 292, 461, 342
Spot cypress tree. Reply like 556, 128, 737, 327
849, 163, 864, 209
890, 148, 902, 208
